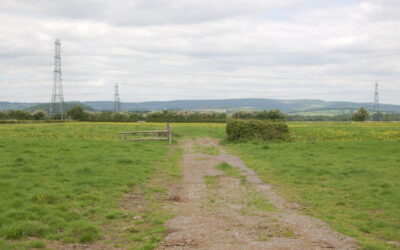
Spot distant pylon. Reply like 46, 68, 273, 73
373, 82, 379, 113
114, 83, 121, 112
50, 39, 65, 119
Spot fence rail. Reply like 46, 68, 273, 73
117, 123, 172, 145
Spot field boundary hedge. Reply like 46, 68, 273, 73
226, 119, 290, 141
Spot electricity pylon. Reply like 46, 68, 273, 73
50, 39, 65, 119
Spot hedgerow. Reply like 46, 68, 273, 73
226, 119, 290, 141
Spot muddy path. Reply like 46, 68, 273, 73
158, 138, 358, 250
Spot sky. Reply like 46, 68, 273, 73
0, 0, 399, 104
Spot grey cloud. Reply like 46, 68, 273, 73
0, 0, 399, 104
1, 0, 303, 26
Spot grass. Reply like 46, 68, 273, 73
193, 145, 220, 155
1, 121, 399, 249
105, 146, 182, 249
257, 225, 294, 241
215, 162, 275, 213
227, 122, 400, 249
29, 240, 46, 249
0, 122, 181, 249
239, 190, 276, 215
289, 121, 400, 142
204, 175, 218, 185
215, 162, 246, 184
246, 191, 276, 212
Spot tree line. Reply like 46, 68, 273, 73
0, 106, 399, 122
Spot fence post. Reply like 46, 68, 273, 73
167, 123, 172, 145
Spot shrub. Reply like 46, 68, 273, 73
31, 110, 47, 120
226, 119, 290, 141
352, 107, 369, 122
86, 111, 102, 121
5, 110, 32, 120
67, 106, 88, 121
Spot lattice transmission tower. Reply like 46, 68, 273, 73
50, 39, 65, 119
114, 83, 121, 112
373, 82, 380, 113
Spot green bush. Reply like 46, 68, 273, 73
67, 106, 88, 121
352, 107, 369, 122
31, 110, 47, 120
0, 110, 32, 120
226, 119, 290, 141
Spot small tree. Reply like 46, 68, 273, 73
67, 105, 88, 121
31, 110, 47, 120
352, 107, 369, 122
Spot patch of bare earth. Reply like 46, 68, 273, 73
158, 138, 358, 250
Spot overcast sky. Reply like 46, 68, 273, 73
0, 0, 399, 104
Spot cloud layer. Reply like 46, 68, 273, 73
0, 0, 399, 104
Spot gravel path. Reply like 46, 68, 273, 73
158, 138, 358, 250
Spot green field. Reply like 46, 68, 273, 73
0, 122, 399, 249
0, 123, 183, 249
227, 122, 400, 249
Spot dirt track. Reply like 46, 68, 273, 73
159, 138, 358, 250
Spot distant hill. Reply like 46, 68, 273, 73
84, 99, 400, 114
1, 99, 399, 114
0, 102, 38, 111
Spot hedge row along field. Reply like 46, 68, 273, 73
226, 119, 290, 141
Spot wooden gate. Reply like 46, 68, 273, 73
118, 123, 172, 145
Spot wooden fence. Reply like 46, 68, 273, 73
118, 123, 172, 145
